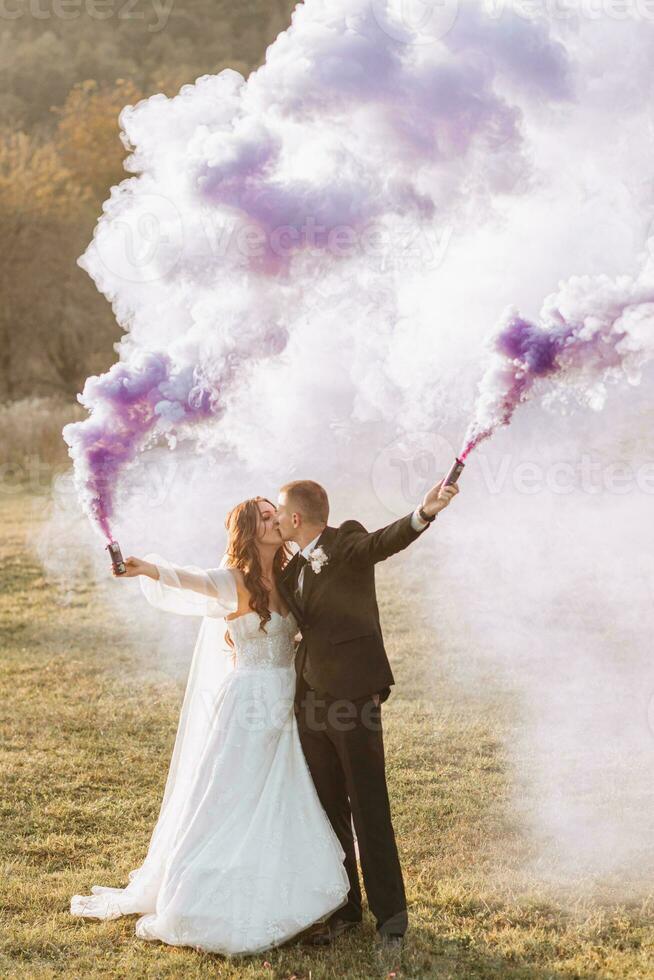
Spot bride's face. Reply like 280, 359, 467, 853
256, 499, 283, 548
274, 491, 295, 542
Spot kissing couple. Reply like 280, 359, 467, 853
70, 476, 459, 955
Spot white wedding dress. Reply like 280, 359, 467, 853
70, 554, 349, 955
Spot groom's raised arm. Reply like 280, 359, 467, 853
337, 477, 459, 568
337, 511, 428, 568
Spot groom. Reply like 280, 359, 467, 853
275, 475, 458, 946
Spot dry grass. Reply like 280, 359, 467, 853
0, 398, 84, 482
2, 491, 653, 978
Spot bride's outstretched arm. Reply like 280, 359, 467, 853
114, 552, 239, 618
117, 556, 160, 580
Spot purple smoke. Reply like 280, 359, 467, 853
63, 353, 218, 540
462, 267, 654, 459
62, 0, 573, 537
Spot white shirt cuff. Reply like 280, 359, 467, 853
411, 507, 430, 531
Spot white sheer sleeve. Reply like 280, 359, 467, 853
139, 553, 238, 618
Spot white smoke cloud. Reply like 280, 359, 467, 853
37, 0, 654, 884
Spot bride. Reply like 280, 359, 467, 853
70, 496, 349, 955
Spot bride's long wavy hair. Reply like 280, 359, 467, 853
223, 496, 289, 635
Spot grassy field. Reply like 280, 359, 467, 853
2, 491, 653, 979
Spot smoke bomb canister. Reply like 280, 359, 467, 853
106, 540, 127, 575
443, 457, 465, 487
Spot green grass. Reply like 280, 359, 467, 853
2, 492, 653, 978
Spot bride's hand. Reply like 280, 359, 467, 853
115, 556, 149, 578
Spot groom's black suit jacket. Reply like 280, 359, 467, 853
278, 512, 429, 704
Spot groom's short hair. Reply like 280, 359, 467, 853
280, 480, 329, 525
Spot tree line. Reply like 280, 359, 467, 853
0, 0, 296, 401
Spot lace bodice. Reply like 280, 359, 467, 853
226, 610, 297, 670
138, 555, 298, 672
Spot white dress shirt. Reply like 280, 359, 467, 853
410, 507, 431, 532
296, 532, 322, 596
296, 508, 430, 595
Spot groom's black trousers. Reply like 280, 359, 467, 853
295, 675, 408, 935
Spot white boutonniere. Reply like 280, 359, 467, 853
308, 545, 329, 575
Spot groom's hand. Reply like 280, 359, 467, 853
421, 478, 459, 518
